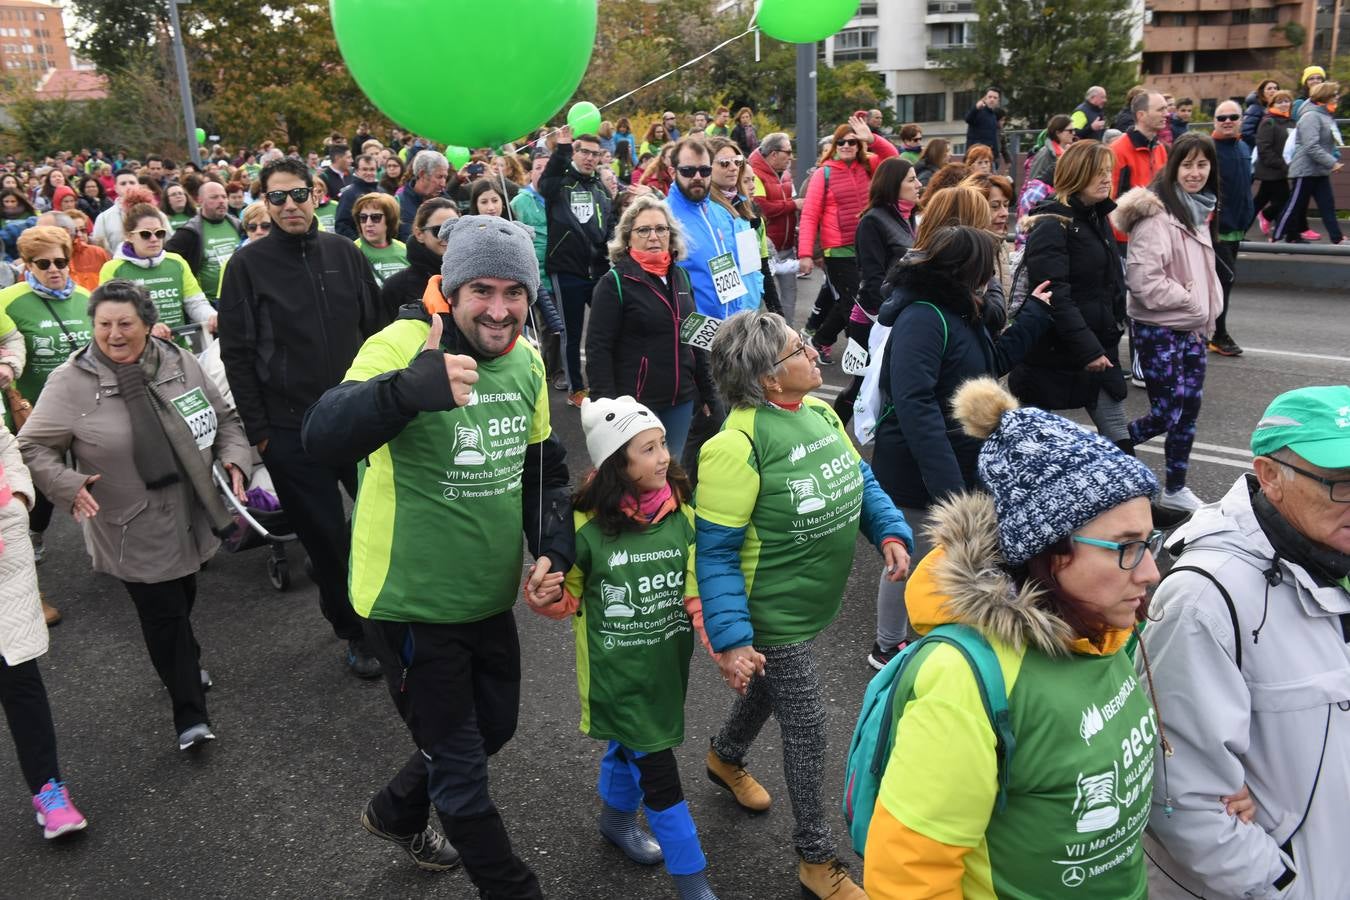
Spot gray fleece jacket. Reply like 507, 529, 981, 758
1141, 474, 1350, 900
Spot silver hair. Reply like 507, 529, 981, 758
1214, 99, 1242, 115
1268, 446, 1300, 482
50, 212, 77, 234
607, 193, 687, 264
1087, 85, 1106, 100
412, 150, 449, 179
710, 309, 794, 408
758, 132, 792, 156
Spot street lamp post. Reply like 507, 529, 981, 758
167, 0, 202, 168
794, 42, 816, 187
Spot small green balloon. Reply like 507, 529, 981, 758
758, 0, 860, 43
194, 127, 206, 145
567, 101, 602, 136
331, 0, 596, 147
446, 146, 471, 170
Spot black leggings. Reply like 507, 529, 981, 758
1251, 178, 1289, 227
28, 488, 54, 534
0, 657, 60, 793
123, 574, 209, 734
805, 256, 861, 348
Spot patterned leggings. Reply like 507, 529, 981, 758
1128, 323, 1207, 491
710, 638, 834, 863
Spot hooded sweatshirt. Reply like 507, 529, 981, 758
864, 491, 1153, 899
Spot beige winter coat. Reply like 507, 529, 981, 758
17, 339, 251, 584
1111, 187, 1223, 339
0, 422, 45, 666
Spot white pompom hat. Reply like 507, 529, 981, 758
580, 396, 665, 468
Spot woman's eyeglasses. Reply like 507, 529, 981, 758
264, 187, 312, 205
246, 221, 271, 233
1071, 530, 1165, 570
837, 138, 861, 147
715, 157, 745, 169
30, 257, 69, 270
633, 225, 670, 238
135, 229, 167, 241
358, 212, 384, 223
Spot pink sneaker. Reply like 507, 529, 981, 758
1300, 229, 1321, 242
32, 779, 87, 839
1258, 212, 1270, 236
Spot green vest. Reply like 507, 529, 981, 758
356, 239, 409, 287
314, 201, 337, 232
98, 253, 195, 330
987, 648, 1154, 897
569, 506, 696, 752
0, 283, 93, 404
346, 318, 550, 623
168, 211, 192, 228
197, 218, 240, 300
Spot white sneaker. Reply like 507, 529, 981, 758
1157, 486, 1203, 512
1130, 376, 1147, 389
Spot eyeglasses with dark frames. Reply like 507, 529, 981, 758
633, 225, 670, 238
264, 187, 312, 205
774, 335, 810, 367
246, 221, 271, 233
358, 212, 384, 223
1269, 457, 1350, 502
30, 257, 69, 270
1071, 530, 1166, 570
676, 165, 713, 178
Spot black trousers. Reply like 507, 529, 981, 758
1214, 239, 1239, 337
680, 394, 726, 489
1251, 178, 1289, 227
365, 612, 541, 900
813, 256, 861, 349
123, 575, 209, 734
28, 488, 53, 534
0, 657, 60, 793
833, 319, 872, 425
261, 426, 363, 642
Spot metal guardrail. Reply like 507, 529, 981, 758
1236, 240, 1350, 256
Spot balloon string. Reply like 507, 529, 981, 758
507, 25, 758, 153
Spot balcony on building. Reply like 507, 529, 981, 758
926, 0, 978, 22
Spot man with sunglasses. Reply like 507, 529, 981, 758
539, 126, 613, 407
333, 153, 385, 241
1143, 385, 1350, 900
164, 180, 245, 305
1208, 100, 1252, 359
218, 156, 385, 679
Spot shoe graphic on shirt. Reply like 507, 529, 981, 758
602, 581, 635, 619
787, 476, 827, 514
1072, 766, 1121, 833
452, 423, 486, 466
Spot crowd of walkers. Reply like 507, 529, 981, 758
0, 87, 1346, 899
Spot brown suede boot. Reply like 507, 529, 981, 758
41, 594, 61, 627
705, 748, 771, 812
798, 858, 867, 899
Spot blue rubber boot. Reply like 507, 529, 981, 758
598, 802, 663, 865
672, 870, 718, 899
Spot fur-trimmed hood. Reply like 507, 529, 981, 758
1109, 186, 1164, 235
906, 491, 1132, 657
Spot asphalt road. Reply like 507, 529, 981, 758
1, 276, 1346, 899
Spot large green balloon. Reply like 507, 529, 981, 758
567, 101, 602, 136
194, 127, 206, 145
445, 146, 471, 170
331, 0, 596, 147
758, 0, 860, 43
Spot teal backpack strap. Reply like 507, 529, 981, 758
888, 623, 1015, 811
611, 268, 623, 303
914, 301, 949, 353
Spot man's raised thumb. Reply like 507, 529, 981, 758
425, 312, 444, 351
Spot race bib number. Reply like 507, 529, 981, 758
840, 337, 869, 375
570, 189, 595, 224
735, 228, 760, 275
679, 312, 721, 351
171, 387, 218, 450
709, 252, 749, 305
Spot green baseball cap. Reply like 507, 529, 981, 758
1251, 385, 1350, 468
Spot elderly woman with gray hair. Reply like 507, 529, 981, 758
18, 279, 251, 753
585, 193, 714, 457
694, 309, 912, 900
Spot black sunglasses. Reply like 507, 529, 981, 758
264, 187, 312, 205
31, 257, 69, 270
246, 221, 271, 232
358, 212, 384, 222
837, 138, 860, 147
1214, 114, 1241, 122
135, 229, 167, 241
676, 165, 713, 178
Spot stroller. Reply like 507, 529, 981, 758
176, 322, 300, 591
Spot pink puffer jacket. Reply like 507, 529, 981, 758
797, 136, 897, 257
1112, 187, 1223, 338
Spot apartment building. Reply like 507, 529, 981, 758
0, 0, 71, 77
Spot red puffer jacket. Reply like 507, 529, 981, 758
797, 135, 897, 257
748, 148, 797, 251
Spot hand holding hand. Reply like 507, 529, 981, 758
524, 557, 565, 607
72, 474, 100, 522
882, 540, 911, 583
717, 645, 766, 695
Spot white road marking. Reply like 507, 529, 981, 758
1240, 347, 1350, 363
1190, 441, 1253, 459
1135, 444, 1251, 470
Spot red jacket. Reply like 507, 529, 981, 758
1109, 129, 1168, 241
797, 135, 897, 257
748, 148, 797, 251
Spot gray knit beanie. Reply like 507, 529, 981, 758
952, 377, 1159, 567
438, 215, 539, 304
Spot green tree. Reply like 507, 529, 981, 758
935, 0, 1140, 129
69, 0, 165, 73
817, 61, 894, 131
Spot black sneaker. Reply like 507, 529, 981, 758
1207, 333, 1243, 357
361, 801, 462, 871
346, 639, 382, 679
867, 640, 909, 672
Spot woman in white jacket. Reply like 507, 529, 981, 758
0, 422, 86, 839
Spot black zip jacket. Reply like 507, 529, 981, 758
300, 303, 575, 573
164, 212, 244, 275
1254, 113, 1295, 182
540, 144, 612, 280
855, 204, 916, 315
585, 255, 714, 409
218, 218, 382, 444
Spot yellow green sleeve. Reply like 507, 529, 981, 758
97, 258, 120, 285
344, 319, 427, 382
693, 428, 759, 529
527, 344, 550, 444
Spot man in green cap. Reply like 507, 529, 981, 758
1140, 384, 1350, 899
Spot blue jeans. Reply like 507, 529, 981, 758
655, 401, 695, 461
551, 272, 596, 392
